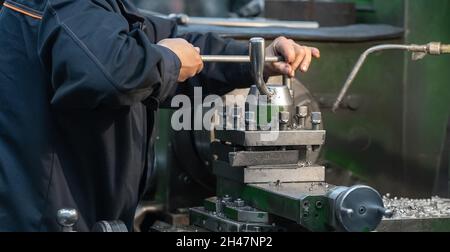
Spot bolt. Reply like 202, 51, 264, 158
235, 198, 245, 208
295, 106, 308, 129
279, 111, 290, 131
311, 112, 322, 130
222, 195, 232, 203
297, 106, 308, 117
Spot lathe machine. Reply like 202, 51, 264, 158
146, 37, 393, 232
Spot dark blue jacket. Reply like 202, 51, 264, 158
0, 0, 252, 231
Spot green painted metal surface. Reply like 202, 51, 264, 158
401, 0, 450, 197
240, 186, 332, 232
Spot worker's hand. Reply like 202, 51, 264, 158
158, 38, 204, 82
265, 37, 320, 78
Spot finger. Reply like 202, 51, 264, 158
311, 47, 321, 58
195, 54, 204, 74
271, 62, 292, 76
290, 46, 307, 76
300, 47, 312, 73
189, 68, 199, 78
197, 62, 204, 74
178, 74, 188, 82
194, 47, 201, 54
274, 37, 296, 63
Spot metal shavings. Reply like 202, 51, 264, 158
383, 194, 450, 219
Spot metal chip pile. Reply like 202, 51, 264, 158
383, 194, 450, 219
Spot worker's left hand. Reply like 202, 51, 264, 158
265, 37, 320, 78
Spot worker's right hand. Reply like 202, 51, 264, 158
158, 38, 204, 82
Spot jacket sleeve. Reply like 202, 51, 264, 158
38, 0, 181, 109
180, 32, 253, 96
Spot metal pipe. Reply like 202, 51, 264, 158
201, 55, 282, 63
332, 42, 450, 112
179, 17, 319, 29
332, 44, 410, 112
169, 14, 319, 29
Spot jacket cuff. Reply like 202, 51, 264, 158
153, 45, 181, 102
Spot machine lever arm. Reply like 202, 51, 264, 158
201, 55, 282, 63
201, 38, 280, 98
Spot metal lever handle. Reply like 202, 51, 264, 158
57, 208, 79, 232
201, 55, 282, 63
201, 38, 277, 98
250, 38, 274, 98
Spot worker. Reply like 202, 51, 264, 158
0, 0, 320, 232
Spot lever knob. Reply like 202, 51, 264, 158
57, 208, 79, 232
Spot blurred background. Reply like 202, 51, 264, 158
133, 0, 260, 18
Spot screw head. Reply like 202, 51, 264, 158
296, 106, 308, 117
222, 195, 232, 203
311, 112, 322, 125
279, 111, 290, 123
234, 198, 245, 207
